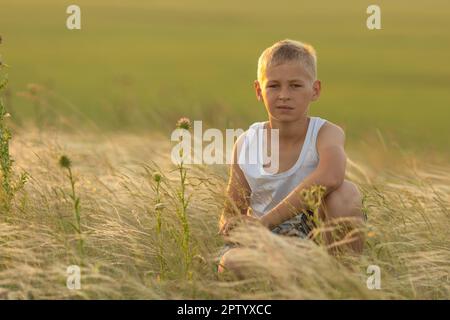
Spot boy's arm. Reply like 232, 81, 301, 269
219, 133, 252, 231
260, 122, 346, 230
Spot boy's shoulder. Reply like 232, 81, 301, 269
319, 119, 344, 135
316, 119, 345, 148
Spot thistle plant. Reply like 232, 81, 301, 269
0, 84, 13, 211
299, 184, 326, 244
0, 37, 12, 211
0, 36, 28, 213
174, 117, 193, 279
59, 155, 84, 262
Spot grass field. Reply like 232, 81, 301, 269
0, 128, 448, 299
0, 0, 449, 299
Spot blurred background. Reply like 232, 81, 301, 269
1, 0, 449, 154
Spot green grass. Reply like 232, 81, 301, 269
1, 0, 450, 152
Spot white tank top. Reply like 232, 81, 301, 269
238, 116, 327, 217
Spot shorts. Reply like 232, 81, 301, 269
218, 211, 316, 260
271, 210, 316, 238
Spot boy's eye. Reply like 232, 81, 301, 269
267, 84, 302, 88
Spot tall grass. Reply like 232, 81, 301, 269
0, 127, 448, 299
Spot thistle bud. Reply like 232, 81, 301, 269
176, 117, 192, 130
59, 155, 72, 169
153, 173, 162, 183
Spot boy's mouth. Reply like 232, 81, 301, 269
276, 105, 294, 110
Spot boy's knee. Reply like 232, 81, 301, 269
326, 180, 362, 211
218, 248, 242, 275
325, 180, 363, 218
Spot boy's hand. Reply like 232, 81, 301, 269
218, 212, 261, 237
218, 217, 238, 237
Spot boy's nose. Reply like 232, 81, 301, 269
278, 87, 290, 100
278, 92, 290, 100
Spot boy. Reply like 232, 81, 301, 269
218, 39, 365, 275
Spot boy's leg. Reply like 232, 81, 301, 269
318, 180, 365, 255
218, 247, 247, 278
218, 180, 364, 276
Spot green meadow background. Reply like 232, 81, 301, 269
1, 0, 449, 153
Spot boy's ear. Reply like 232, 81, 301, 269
254, 80, 262, 101
311, 80, 322, 101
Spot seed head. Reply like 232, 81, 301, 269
176, 117, 192, 130
153, 172, 162, 183
59, 155, 72, 169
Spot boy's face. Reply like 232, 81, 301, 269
254, 61, 321, 123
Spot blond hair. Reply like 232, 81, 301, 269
257, 39, 317, 83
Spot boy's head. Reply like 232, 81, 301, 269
254, 39, 321, 123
